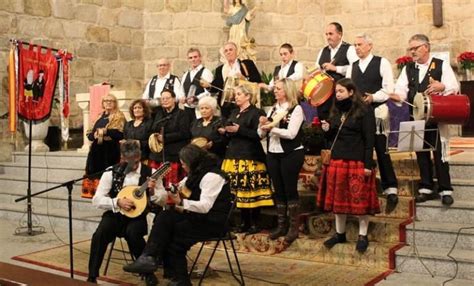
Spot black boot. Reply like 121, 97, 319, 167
269, 202, 288, 240
284, 201, 300, 244
247, 208, 261, 234
235, 209, 251, 233
356, 235, 369, 253
144, 273, 159, 286
324, 232, 347, 249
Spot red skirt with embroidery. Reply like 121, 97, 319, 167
316, 159, 380, 215
149, 160, 186, 187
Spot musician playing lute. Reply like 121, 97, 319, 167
87, 140, 167, 285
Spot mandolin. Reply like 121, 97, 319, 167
117, 162, 170, 218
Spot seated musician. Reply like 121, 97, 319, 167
123, 144, 232, 286
87, 140, 167, 285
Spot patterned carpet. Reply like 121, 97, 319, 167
12, 239, 389, 286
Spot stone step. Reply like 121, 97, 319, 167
306, 214, 407, 244
11, 151, 87, 169
377, 272, 474, 286
415, 200, 474, 224
0, 174, 85, 197
406, 221, 474, 250
0, 162, 86, 182
0, 201, 101, 234
0, 192, 95, 212
395, 245, 474, 280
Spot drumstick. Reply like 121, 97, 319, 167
380, 89, 417, 108
199, 78, 224, 92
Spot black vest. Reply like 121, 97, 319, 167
273, 61, 298, 80
351, 56, 385, 109
183, 67, 206, 96
109, 164, 152, 199
319, 42, 351, 81
186, 168, 231, 225
267, 106, 304, 153
406, 58, 443, 104
148, 75, 178, 99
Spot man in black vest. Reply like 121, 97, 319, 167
202, 41, 261, 119
347, 33, 399, 210
181, 48, 214, 121
315, 22, 358, 120
142, 58, 184, 114
391, 34, 459, 206
123, 144, 232, 286
87, 140, 166, 284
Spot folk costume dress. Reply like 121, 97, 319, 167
317, 101, 380, 215
221, 105, 273, 209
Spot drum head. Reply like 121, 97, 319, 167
302, 71, 334, 106
148, 133, 163, 153
191, 137, 208, 148
413, 93, 427, 121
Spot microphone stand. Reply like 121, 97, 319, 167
14, 165, 116, 279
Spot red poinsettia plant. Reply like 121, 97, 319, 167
395, 56, 414, 70
458, 51, 474, 70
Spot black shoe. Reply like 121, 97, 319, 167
415, 192, 439, 203
145, 273, 159, 286
123, 255, 157, 274
86, 277, 97, 284
167, 278, 192, 286
234, 223, 250, 233
386, 194, 399, 212
323, 232, 347, 249
442, 195, 454, 206
356, 235, 369, 253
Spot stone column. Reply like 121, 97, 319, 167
76, 92, 91, 153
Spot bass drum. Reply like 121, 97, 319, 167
301, 70, 334, 107
413, 93, 471, 125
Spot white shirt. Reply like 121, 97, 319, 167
258, 102, 305, 153
268, 60, 304, 88
181, 172, 226, 214
346, 54, 394, 102
222, 61, 242, 81
181, 64, 214, 99
92, 163, 167, 213
142, 72, 185, 102
315, 41, 358, 76
394, 56, 459, 101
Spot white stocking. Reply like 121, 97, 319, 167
335, 214, 347, 234
358, 215, 369, 236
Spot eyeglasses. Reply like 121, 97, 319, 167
407, 44, 426, 52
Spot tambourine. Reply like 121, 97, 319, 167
148, 133, 163, 153
190, 137, 209, 148
262, 110, 288, 129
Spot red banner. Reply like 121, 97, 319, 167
17, 43, 59, 122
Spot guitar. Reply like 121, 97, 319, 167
117, 162, 170, 218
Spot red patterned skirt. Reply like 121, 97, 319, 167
316, 159, 380, 215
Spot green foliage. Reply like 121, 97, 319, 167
260, 71, 275, 107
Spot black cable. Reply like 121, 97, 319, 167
442, 226, 474, 285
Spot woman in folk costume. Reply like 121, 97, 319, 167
317, 78, 380, 253
83, 94, 126, 198
123, 99, 153, 162
219, 85, 273, 234
259, 79, 305, 244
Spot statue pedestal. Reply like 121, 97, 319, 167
24, 119, 50, 152
76, 89, 134, 153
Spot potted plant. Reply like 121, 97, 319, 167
458, 51, 474, 81
260, 71, 275, 110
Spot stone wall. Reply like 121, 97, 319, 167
0, 0, 472, 131
0, 0, 145, 128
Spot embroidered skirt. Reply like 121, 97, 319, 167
317, 159, 380, 215
149, 160, 187, 187
221, 159, 274, 209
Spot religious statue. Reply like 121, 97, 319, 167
224, 0, 258, 61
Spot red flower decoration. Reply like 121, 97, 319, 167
458, 51, 474, 70
395, 56, 413, 70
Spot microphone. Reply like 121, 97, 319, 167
114, 160, 134, 176
154, 115, 172, 125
